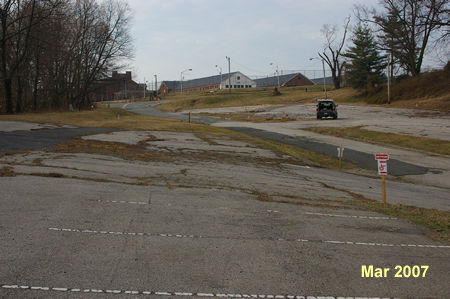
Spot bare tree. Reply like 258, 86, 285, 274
318, 17, 351, 90
0, 0, 133, 113
357, 0, 449, 76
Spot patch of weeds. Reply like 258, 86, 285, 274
248, 189, 354, 210
0, 166, 16, 177
319, 182, 450, 243
194, 132, 219, 145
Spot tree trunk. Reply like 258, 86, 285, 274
16, 76, 23, 113
4, 78, 13, 113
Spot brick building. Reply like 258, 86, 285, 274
91, 71, 145, 101
254, 73, 314, 87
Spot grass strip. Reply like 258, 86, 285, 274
307, 126, 450, 156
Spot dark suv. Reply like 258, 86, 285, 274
316, 99, 338, 119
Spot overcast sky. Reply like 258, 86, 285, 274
126, 0, 443, 84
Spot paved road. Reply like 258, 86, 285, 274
117, 101, 429, 177
0, 127, 116, 152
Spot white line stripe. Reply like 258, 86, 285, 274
97, 199, 148, 205
48, 227, 450, 249
0, 284, 396, 298
304, 212, 397, 220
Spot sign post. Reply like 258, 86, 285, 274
375, 154, 389, 205
337, 147, 344, 169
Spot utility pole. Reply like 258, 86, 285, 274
215, 65, 222, 90
154, 74, 158, 96
387, 54, 391, 104
143, 77, 146, 98
322, 59, 327, 99
180, 69, 192, 95
226, 56, 231, 93
309, 57, 327, 99
270, 63, 280, 87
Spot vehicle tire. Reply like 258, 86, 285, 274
333, 115, 337, 119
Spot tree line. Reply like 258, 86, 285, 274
0, 0, 132, 114
318, 0, 449, 95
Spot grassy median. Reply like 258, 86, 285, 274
307, 126, 450, 156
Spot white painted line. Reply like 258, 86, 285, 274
97, 199, 148, 205
304, 212, 397, 220
48, 227, 450, 249
0, 284, 396, 298
122, 103, 130, 109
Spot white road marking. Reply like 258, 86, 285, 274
304, 212, 397, 220
122, 103, 130, 109
48, 227, 450, 249
0, 284, 397, 298
97, 199, 148, 205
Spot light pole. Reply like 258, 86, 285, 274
180, 68, 192, 95
270, 62, 280, 87
310, 57, 327, 99
154, 74, 158, 96
143, 79, 149, 98
215, 65, 222, 90
225, 56, 231, 93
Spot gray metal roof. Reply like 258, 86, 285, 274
253, 73, 300, 87
310, 76, 334, 85
161, 72, 241, 91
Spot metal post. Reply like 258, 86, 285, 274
381, 175, 387, 205
226, 56, 231, 93
180, 69, 192, 96
322, 59, 327, 99
387, 54, 391, 104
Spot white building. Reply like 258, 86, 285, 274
219, 71, 256, 89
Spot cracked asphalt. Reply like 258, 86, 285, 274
0, 107, 449, 298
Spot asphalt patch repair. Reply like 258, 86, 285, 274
227, 127, 429, 176
0, 127, 117, 153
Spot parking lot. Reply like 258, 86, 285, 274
1, 125, 449, 298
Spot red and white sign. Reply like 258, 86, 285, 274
375, 153, 389, 160
375, 153, 389, 175
377, 160, 388, 175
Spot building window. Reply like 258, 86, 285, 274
237, 76, 240, 80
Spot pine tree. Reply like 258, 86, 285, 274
344, 24, 385, 94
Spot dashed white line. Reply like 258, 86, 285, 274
48, 227, 450, 249
97, 199, 148, 205
0, 284, 398, 298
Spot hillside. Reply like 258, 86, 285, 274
363, 66, 450, 111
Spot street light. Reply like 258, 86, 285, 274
270, 62, 280, 87
310, 57, 327, 99
215, 65, 222, 90
143, 78, 148, 98
180, 68, 192, 95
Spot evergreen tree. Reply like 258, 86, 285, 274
344, 24, 385, 94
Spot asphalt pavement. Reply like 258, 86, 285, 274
118, 101, 429, 177
0, 127, 116, 152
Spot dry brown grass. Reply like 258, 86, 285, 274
0, 166, 16, 177
195, 112, 298, 123
307, 126, 450, 156
156, 86, 357, 112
